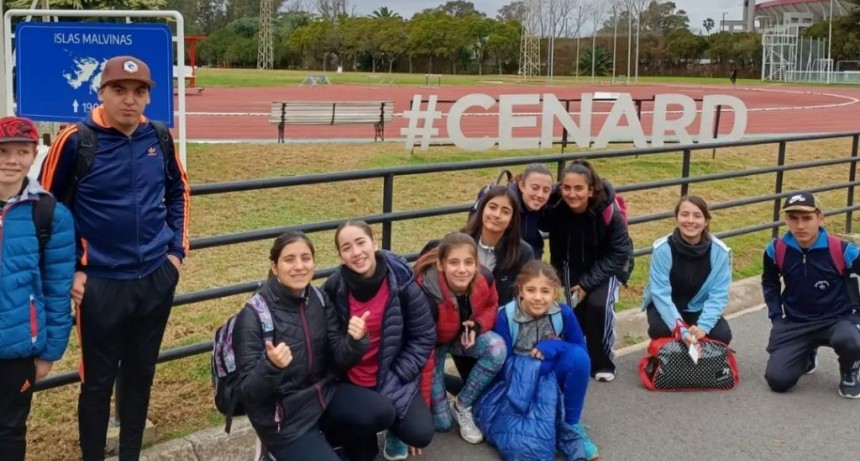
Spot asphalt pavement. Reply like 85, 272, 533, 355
416, 306, 860, 461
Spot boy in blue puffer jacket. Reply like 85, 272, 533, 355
0, 117, 76, 461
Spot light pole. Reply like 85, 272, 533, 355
827, 0, 833, 84
0, 0, 7, 116
612, 5, 618, 83
722, 11, 727, 32
627, 9, 632, 84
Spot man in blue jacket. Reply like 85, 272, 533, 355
0, 116, 75, 460
39, 56, 190, 460
762, 191, 860, 399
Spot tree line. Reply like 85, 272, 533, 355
8, 0, 860, 76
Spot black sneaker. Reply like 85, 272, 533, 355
804, 350, 818, 375
838, 362, 860, 399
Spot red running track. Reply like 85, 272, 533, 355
174, 83, 860, 141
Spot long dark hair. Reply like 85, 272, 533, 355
561, 159, 607, 210
463, 185, 524, 274
413, 232, 478, 279
675, 195, 712, 237
270, 230, 315, 262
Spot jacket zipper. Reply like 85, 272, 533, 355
299, 302, 325, 409
129, 137, 143, 278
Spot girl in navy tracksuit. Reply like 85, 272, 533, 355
540, 160, 633, 382
323, 221, 436, 461
476, 260, 597, 461
641, 196, 733, 346
507, 164, 555, 260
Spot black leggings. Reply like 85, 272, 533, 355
326, 385, 434, 461
264, 383, 394, 461
646, 304, 733, 345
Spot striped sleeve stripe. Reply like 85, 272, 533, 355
172, 144, 191, 254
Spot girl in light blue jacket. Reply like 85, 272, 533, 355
641, 196, 733, 346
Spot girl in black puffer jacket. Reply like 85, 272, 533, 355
233, 231, 386, 461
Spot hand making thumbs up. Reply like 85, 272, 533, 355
265, 340, 293, 369
348, 311, 371, 340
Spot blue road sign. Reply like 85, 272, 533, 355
15, 22, 174, 126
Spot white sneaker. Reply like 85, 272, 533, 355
450, 400, 483, 444
594, 371, 616, 382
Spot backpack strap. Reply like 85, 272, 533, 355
151, 121, 175, 182
602, 201, 615, 227
505, 302, 519, 342
308, 286, 325, 307
774, 238, 787, 272
827, 234, 847, 275
32, 194, 56, 272
248, 294, 275, 343
67, 123, 98, 209
550, 310, 563, 336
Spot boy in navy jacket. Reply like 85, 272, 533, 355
0, 117, 75, 460
40, 56, 190, 460
762, 191, 860, 398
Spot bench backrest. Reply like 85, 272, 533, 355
269, 101, 395, 125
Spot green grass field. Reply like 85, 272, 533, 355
193, 67, 768, 88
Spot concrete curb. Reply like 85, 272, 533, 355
124, 275, 767, 461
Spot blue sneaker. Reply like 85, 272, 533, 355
383, 431, 408, 461
572, 424, 599, 460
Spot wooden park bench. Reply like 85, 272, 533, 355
269, 101, 395, 143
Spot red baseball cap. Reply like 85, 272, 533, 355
0, 117, 39, 144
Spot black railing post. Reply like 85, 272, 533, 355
382, 174, 394, 250
772, 141, 787, 239
847, 134, 859, 232
712, 104, 723, 159
680, 148, 692, 196
557, 160, 566, 181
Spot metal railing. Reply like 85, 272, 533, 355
35, 130, 860, 391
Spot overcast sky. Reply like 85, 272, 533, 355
353, 0, 746, 34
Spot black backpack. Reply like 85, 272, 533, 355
468, 168, 514, 219
67, 121, 173, 208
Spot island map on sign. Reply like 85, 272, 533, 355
62, 56, 107, 95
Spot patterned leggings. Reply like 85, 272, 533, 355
430, 331, 506, 431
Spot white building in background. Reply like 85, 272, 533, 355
752, 0, 860, 83
721, 0, 856, 32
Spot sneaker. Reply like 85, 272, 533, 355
838, 362, 860, 399
572, 423, 599, 460
594, 371, 615, 382
383, 431, 408, 461
450, 400, 484, 444
804, 350, 818, 375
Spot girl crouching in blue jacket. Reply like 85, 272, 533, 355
641, 195, 733, 346
474, 260, 598, 461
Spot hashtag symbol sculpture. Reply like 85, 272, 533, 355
401, 95, 442, 151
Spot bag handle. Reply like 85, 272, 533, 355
672, 319, 689, 341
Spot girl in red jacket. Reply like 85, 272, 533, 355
414, 232, 507, 446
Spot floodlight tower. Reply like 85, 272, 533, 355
257, 0, 274, 70
518, 0, 541, 79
